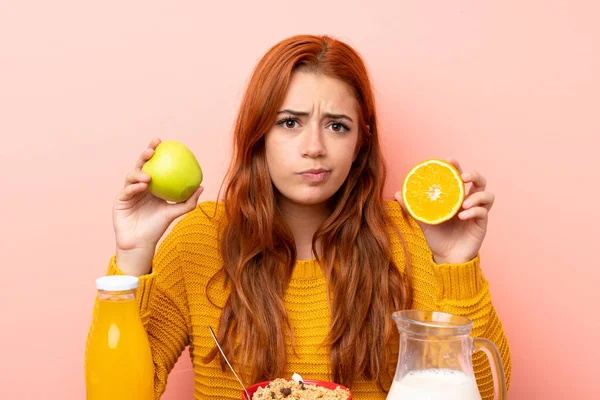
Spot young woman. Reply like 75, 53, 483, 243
90, 34, 511, 399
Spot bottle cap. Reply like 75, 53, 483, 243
96, 275, 139, 291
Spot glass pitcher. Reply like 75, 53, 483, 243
387, 310, 506, 400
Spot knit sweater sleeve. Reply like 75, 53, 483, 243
432, 255, 512, 399
86, 224, 191, 399
385, 200, 512, 400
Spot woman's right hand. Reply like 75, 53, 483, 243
113, 138, 203, 276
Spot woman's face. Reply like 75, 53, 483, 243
265, 71, 360, 207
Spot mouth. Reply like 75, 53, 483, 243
298, 169, 331, 182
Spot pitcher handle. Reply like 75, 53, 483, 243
473, 338, 507, 400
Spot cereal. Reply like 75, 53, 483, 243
252, 378, 350, 399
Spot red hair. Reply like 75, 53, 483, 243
204, 34, 412, 390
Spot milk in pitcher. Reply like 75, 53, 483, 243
387, 369, 481, 400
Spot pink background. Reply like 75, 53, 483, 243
1, 1, 598, 398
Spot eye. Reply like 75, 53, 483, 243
329, 122, 350, 133
277, 118, 300, 129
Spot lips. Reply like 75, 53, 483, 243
299, 169, 331, 182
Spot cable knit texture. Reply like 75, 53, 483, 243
87, 200, 511, 399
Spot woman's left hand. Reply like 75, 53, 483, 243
395, 159, 495, 264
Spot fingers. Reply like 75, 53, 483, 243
135, 138, 161, 171
125, 170, 151, 186
117, 181, 148, 202
119, 138, 160, 201
462, 191, 495, 211
458, 206, 488, 221
446, 159, 486, 192
442, 160, 493, 223
120, 167, 152, 202
458, 187, 493, 222
462, 170, 487, 193
446, 158, 463, 174
167, 186, 204, 220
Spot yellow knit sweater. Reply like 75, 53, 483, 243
88, 200, 511, 399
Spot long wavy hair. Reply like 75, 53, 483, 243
204, 34, 412, 390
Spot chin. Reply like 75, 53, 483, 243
284, 188, 336, 206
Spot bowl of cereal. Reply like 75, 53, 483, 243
243, 376, 352, 400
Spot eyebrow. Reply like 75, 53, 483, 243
278, 109, 353, 122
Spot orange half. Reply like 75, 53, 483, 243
402, 159, 465, 225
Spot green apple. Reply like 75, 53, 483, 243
142, 140, 203, 203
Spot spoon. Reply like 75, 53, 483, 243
208, 325, 252, 400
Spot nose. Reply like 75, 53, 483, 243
301, 123, 326, 158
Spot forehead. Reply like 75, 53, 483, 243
280, 71, 359, 114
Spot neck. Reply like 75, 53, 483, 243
277, 196, 331, 261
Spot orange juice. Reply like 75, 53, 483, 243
86, 276, 154, 400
